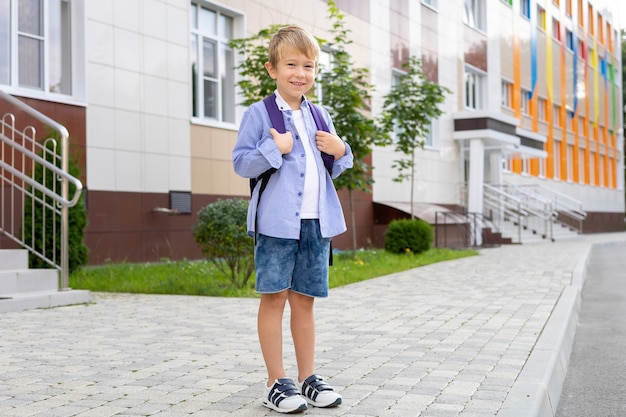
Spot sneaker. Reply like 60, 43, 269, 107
262, 378, 307, 414
300, 374, 342, 408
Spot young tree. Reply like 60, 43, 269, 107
317, 0, 389, 250
229, 24, 287, 106
379, 56, 450, 218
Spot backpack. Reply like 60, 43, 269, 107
250, 93, 334, 202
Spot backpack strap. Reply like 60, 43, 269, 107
308, 103, 335, 174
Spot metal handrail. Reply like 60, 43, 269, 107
0, 89, 83, 290
483, 184, 525, 243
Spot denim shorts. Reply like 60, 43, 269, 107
254, 219, 331, 298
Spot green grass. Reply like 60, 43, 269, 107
70, 248, 478, 298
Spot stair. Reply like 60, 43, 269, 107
497, 219, 581, 244
0, 249, 90, 313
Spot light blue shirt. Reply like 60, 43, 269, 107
232, 93, 353, 239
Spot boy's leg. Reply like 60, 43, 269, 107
287, 290, 315, 383
258, 291, 289, 384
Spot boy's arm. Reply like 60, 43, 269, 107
232, 106, 284, 179
318, 109, 354, 178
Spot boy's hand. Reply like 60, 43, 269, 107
269, 128, 293, 154
315, 131, 346, 159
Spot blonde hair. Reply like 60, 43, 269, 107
267, 25, 320, 67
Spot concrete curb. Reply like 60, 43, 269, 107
496, 239, 626, 417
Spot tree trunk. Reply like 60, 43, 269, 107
410, 148, 416, 219
349, 189, 357, 252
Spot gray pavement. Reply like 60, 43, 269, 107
555, 242, 626, 417
1, 233, 625, 417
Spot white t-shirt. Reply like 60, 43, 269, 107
292, 109, 320, 219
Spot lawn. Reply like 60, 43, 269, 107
70, 248, 478, 298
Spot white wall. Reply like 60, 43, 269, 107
85, 0, 191, 193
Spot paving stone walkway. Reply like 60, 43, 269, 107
1, 233, 625, 417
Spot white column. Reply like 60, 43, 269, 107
489, 150, 503, 185
467, 138, 485, 214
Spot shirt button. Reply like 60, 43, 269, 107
300, 153, 305, 157
295, 212, 300, 217
298, 192, 302, 196
296, 135, 300, 139
300, 173, 304, 177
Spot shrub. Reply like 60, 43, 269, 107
384, 218, 433, 254
193, 198, 254, 288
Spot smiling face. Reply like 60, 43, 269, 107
265, 48, 317, 110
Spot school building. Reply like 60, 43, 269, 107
1, 0, 623, 264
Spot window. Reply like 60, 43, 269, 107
565, 0, 572, 17
520, 0, 530, 18
463, 0, 485, 31
597, 14, 603, 43
565, 29, 574, 50
501, 80, 512, 107
1, 0, 73, 94
552, 18, 560, 41
553, 104, 562, 125
566, 108, 574, 130
578, 148, 584, 183
501, 0, 512, 6
577, 0, 584, 26
315, 49, 336, 104
553, 140, 561, 179
390, 70, 404, 139
464, 67, 485, 110
190, 3, 236, 123
423, 119, 437, 148
537, 5, 546, 30
538, 97, 546, 121
566, 144, 573, 181
520, 88, 531, 115
0, 0, 9, 85
588, 4, 594, 36
422, 0, 438, 8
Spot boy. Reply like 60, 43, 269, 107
232, 25, 353, 413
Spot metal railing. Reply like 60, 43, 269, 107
483, 184, 527, 243
0, 90, 83, 290
434, 210, 499, 249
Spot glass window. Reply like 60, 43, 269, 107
421, 0, 438, 9
520, 88, 530, 114
463, 0, 485, 31
565, 29, 574, 50
0, 0, 8, 85
190, 2, 236, 123
537, 5, 546, 30
501, 79, 512, 107
520, 0, 530, 18
1, 0, 73, 94
552, 17, 560, 41
315, 49, 333, 103
18, 0, 43, 89
49, 0, 71, 94
464, 67, 484, 110
538, 97, 546, 121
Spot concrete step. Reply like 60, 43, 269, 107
0, 249, 90, 312
0, 249, 29, 270
0, 289, 90, 313
0, 269, 58, 293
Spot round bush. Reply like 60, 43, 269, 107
193, 198, 254, 287
384, 218, 433, 254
